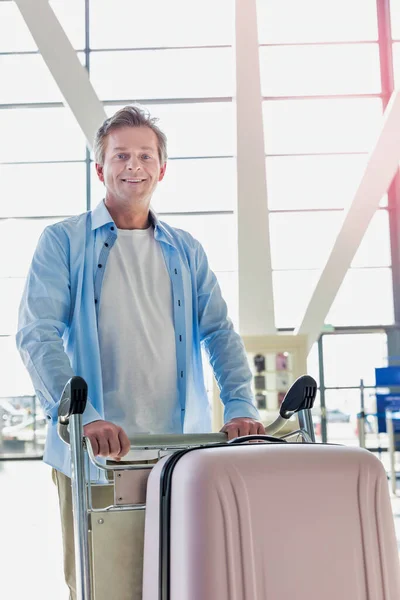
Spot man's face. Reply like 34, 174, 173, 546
95, 126, 166, 208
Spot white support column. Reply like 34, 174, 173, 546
295, 91, 400, 351
15, 0, 106, 149
234, 0, 276, 336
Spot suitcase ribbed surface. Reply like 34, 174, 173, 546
143, 444, 400, 600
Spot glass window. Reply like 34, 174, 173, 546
0, 336, 35, 397
0, 108, 86, 162
323, 388, 364, 445
323, 332, 387, 388
0, 219, 61, 278
269, 211, 343, 270
0, 162, 87, 218
49, 0, 86, 50
90, 48, 233, 101
260, 44, 381, 97
0, 1, 37, 52
393, 43, 400, 88
263, 98, 382, 154
352, 210, 392, 268
266, 155, 388, 210
0, 0, 85, 52
90, 162, 105, 207
326, 267, 394, 326
324, 388, 361, 413
0, 53, 86, 104
0, 279, 26, 336
270, 210, 391, 271
161, 213, 237, 273
257, 0, 378, 44
274, 267, 394, 329
391, 0, 400, 39
152, 158, 236, 213
272, 269, 320, 329
90, 0, 234, 49
105, 103, 234, 158
307, 342, 320, 387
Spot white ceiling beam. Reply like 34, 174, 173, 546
234, 0, 276, 336
295, 91, 400, 351
15, 0, 106, 149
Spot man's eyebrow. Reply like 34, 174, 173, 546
112, 146, 156, 152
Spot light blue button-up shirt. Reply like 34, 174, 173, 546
16, 200, 259, 479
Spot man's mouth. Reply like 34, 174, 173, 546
121, 178, 146, 183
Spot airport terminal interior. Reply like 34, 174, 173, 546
1, 0, 400, 598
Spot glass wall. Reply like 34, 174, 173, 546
258, 0, 394, 330
0, 0, 399, 457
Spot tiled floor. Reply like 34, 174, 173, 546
1, 459, 399, 599
0, 461, 68, 600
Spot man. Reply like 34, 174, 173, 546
17, 104, 265, 598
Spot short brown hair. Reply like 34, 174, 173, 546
94, 104, 168, 166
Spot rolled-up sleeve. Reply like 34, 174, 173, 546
16, 225, 101, 425
195, 241, 260, 423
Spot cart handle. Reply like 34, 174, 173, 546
228, 434, 287, 444
57, 374, 317, 453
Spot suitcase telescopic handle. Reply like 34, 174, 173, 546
228, 434, 287, 444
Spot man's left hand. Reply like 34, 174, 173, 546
220, 417, 265, 441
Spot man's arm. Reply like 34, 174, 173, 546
195, 241, 265, 439
16, 225, 102, 425
16, 226, 130, 458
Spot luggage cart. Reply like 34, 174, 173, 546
57, 375, 317, 600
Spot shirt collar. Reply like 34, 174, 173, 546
91, 200, 175, 246
91, 199, 115, 231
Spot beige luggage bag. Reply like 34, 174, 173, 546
143, 443, 400, 600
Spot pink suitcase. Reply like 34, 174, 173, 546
143, 442, 400, 600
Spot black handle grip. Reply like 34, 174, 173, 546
280, 375, 317, 419
228, 434, 287, 444
58, 376, 88, 425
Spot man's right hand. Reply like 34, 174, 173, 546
83, 420, 130, 460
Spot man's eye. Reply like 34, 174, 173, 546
117, 154, 127, 159
142, 154, 151, 160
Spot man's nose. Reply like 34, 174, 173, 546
127, 156, 141, 170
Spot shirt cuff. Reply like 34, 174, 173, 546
223, 399, 261, 423
45, 398, 102, 426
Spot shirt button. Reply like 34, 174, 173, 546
110, 226, 115, 231
98, 264, 102, 268
104, 243, 109, 247
95, 299, 98, 304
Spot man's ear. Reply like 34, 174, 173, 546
158, 162, 167, 182
95, 163, 105, 183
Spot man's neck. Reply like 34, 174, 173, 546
104, 199, 151, 230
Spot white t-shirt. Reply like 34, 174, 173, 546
98, 226, 181, 440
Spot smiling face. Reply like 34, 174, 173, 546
95, 126, 167, 211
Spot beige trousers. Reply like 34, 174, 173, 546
52, 468, 146, 600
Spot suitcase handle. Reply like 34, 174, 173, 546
228, 434, 287, 444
